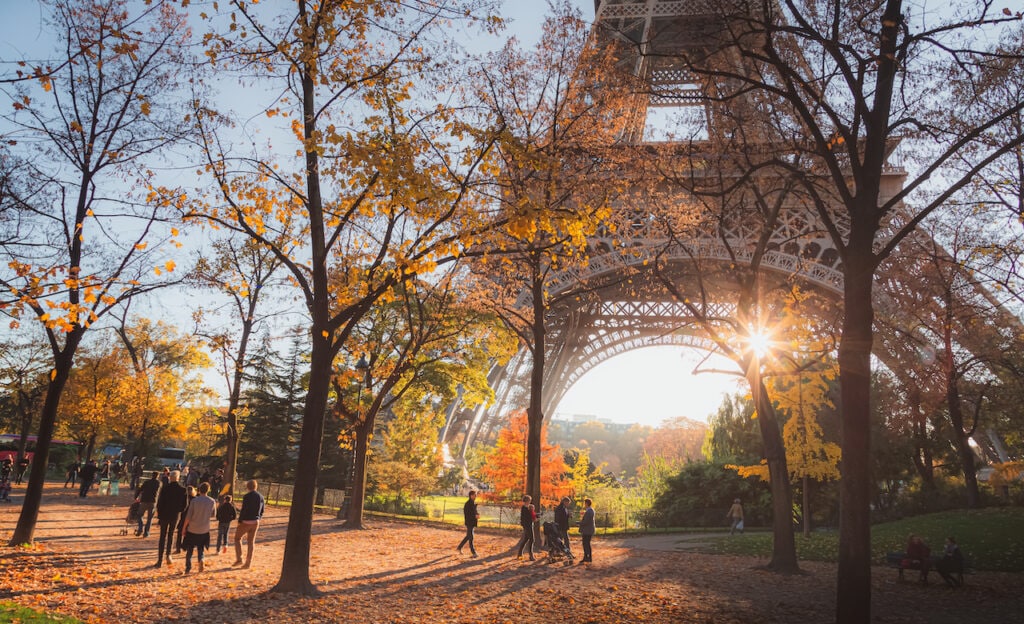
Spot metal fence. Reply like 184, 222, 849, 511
240, 482, 739, 533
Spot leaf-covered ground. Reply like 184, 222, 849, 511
1, 484, 1022, 623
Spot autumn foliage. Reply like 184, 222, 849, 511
479, 410, 568, 505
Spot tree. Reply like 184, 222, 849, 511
480, 410, 568, 504
0, 337, 49, 463
192, 0, 500, 593
192, 236, 287, 497
643, 416, 708, 466
235, 331, 305, 483
370, 402, 446, 503
0, 0, 196, 545
646, 2, 1024, 618
112, 315, 210, 457
471, 0, 637, 509
883, 209, 1023, 508
771, 369, 841, 536
333, 269, 514, 529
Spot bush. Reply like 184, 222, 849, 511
364, 494, 429, 517
650, 460, 771, 528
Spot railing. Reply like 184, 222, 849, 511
239, 482, 755, 533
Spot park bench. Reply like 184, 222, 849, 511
885, 552, 971, 586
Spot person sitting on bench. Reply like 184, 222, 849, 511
936, 536, 964, 588
900, 534, 931, 582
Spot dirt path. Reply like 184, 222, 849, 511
1, 483, 1022, 623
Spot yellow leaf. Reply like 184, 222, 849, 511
140, 100, 151, 116
50, 369, 57, 380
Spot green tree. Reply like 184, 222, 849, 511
236, 331, 306, 482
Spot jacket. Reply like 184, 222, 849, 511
238, 490, 265, 522
137, 477, 160, 504
579, 507, 596, 536
463, 498, 478, 528
216, 502, 237, 523
519, 504, 535, 528
155, 481, 188, 520
554, 503, 570, 532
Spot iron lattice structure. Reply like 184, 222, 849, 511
443, 0, 1021, 451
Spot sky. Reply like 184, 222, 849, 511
554, 347, 742, 427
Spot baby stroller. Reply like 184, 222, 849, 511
0, 478, 11, 502
542, 521, 574, 564
122, 500, 142, 536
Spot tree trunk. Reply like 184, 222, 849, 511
344, 418, 373, 529
224, 416, 240, 499
749, 372, 799, 573
15, 394, 32, 465
9, 344, 78, 546
835, 252, 876, 624
84, 431, 97, 463
945, 377, 980, 508
908, 387, 934, 488
224, 312, 256, 499
271, 336, 332, 595
803, 475, 812, 538
525, 257, 545, 507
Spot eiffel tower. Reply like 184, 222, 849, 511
441, 0, 1020, 460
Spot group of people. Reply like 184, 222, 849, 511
901, 533, 965, 588
455, 491, 596, 564
130, 470, 265, 574
0, 456, 31, 485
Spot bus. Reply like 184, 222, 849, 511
155, 446, 186, 470
0, 434, 82, 471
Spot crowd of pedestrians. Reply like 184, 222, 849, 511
456, 492, 599, 565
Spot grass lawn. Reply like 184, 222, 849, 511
698, 506, 1024, 571
0, 601, 82, 623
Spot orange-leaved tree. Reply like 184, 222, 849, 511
479, 410, 568, 506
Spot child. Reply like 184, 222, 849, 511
215, 494, 237, 555
0, 478, 11, 502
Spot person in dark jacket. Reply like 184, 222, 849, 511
514, 494, 536, 561
579, 498, 596, 564
154, 470, 187, 568
456, 490, 480, 557
233, 479, 265, 569
215, 494, 237, 555
554, 497, 573, 555
135, 471, 161, 537
77, 460, 98, 498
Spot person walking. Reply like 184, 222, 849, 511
135, 471, 161, 537
579, 498, 595, 564
514, 495, 536, 561
456, 490, 480, 558
233, 479, 265, 569
154, 470, 187, 568
77, 460, 98, 498
181, 482, 216, 574
554, 497, 573, 556
214, 494, 237, 555
15, 456, 29, 485
726, 498, 745, 535
64, 460, 79, 488
175, 485, 197, 554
